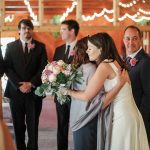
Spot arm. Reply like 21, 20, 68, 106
0, 48, 4, 77
4, 43, 21, 90
140, 59, 150, 111
68, 63, 109, 101
102, 69, 128, 109
30, 44, 48, 87
68, 63, 126, 106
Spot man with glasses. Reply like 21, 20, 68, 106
4, 19, 47, 150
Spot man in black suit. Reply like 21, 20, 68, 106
4, 19, 47, 150
53, 19, 80, 150
0, 48, 4, 77
123, 25, 150, 143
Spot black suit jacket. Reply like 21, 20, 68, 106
127, 49, 150, 115
53, 44, 75, 103
0, 48, 4, 77
4, 39, 47, 99
53, 44, 74, 64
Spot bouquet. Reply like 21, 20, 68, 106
35, 60, 83, 104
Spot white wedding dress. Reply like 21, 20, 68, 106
104, 63, 149, 150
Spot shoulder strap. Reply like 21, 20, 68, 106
109, 63, 118, 73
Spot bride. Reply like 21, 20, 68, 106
64, 33, 149, 150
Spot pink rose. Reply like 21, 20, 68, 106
48, 73, 57, 82
130, 58, 138, 67
70, 50, 76, 56
28, 43, 35, 49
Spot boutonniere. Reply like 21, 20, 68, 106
70, 50, 76, 56
28, 43, 35, 50
130, 58, 138, 67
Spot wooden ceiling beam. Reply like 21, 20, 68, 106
0, 0, 5, 27
1, 25, 150, 32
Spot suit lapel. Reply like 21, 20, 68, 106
135, 49, 145, 60
25, 39, 36, 67
127, 49, 145, 70
16, 40, 26, 65
62, 44, 66, 60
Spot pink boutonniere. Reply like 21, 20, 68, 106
28, 43, 35, 50
70, 50, 76, 56
130, 58, 138, 67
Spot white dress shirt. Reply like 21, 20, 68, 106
127, 47, 142, 58
66, 39, 77, 58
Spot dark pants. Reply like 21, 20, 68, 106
73, 115, 98, 150
9, 93, 42, 150
142, 114, 150, 143
55, 101, 71, 150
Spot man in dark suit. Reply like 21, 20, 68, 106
0, 48, 4, 77
53, 19, 80, 150
123, 25, 150, 143
4, 19, 47, 150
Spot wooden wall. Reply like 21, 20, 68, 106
1, 29, 149, 62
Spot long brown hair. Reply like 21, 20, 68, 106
72, 37, 90, 67
88, 32, 127, 70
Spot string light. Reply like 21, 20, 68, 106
118, 12, 150, 22
119, 0, 137, 8
118, 12, 140, 21
103, 15, 114, 22
139, 8, 150, 15
103, 13, 150, 23
24, 0, 37, 21
5, 15, 14, 22
82, 8, 113, 21
60, 1, 77, 22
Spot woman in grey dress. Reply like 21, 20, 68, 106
70, 37, 98, 150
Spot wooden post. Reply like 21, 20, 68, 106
0, 29, 2, 119
0, 80, 2, 120
0, 0, 5, 28
0, 0, 5, 119
76, 0, 82, 22
38, 0, 44, 26
113, 0, 119, 26
0, 4, 15, 147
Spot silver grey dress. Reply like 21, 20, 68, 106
70, 63, 113, 150
70, 63, 98, 150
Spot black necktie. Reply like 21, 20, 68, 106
64, 45, 70, 62
24, 43, 28, 63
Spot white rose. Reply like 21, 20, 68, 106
66, 64, 72, 71
57, 60, 65, 66
63, 70, 71, 76
52, 66, 61, 75
41, 74, 47, 83
47, 64, 53, 71
48, 73, 56, 82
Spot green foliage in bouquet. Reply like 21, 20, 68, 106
35, 60, 83, 104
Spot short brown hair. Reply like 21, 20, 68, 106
61, 19, 79, 36
18, 19, 34, 30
